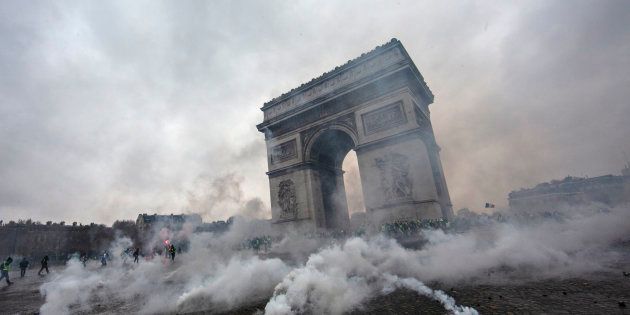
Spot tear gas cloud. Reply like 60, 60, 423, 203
40, 203, 630, 314
187, 173, 270, 221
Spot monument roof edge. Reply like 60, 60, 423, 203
261, 38, 434, 110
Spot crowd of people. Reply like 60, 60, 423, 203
241, 236, 273, 252
380, 218, 449, 237
0, 239, 185, 288
0, 216, 498, 289
0, 255, 51, 286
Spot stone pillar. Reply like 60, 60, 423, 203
353, 89, 451, 225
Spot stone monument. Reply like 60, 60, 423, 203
257, 39, 453, 230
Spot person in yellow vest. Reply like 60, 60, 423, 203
0, 257, 13, 286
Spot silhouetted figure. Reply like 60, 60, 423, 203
133, 248, 140, 263
80, 253, 88, 267
168, 244, 176, 261
38, 256, 49, 275
101, 253, 108, 267
19, 257, 29, 278
0, 257, 13, 285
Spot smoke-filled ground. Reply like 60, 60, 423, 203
3, 254, 630, 314
0, 270, 46, 314
226, 259, 630, 315
4, 204, 629, 314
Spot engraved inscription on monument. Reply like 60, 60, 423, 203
278, 179, 298, 220
270, 139, 297, 164
375, 153, 413, 201
362, 101, 407, 136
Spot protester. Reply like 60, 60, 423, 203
168, 244, 176, 261
38, 255, 49, 275
133, 248, 140, 263
101, 253, 108, 267
19, 257, 29, 278
81, 253, 88, 267
0, 257, 13, 285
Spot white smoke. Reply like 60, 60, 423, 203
415, 205, 630, 283
382, 274, 478, 315
39, 204, 630, 314
264, 237, 478, 314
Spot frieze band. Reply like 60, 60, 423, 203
263, 47, 404, 121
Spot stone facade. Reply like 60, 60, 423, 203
257, 39, 453, 230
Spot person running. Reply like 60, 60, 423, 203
0, 257, 14, 285
19, 257, 29, 278
38, 255, 49, 275
133, 248, 140, 264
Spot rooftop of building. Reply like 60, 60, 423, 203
136, 213, 202, 224
509, 172, 628, 199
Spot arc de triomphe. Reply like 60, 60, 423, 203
257, 39, 453, 230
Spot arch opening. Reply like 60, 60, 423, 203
342, 150, 366, 217
309, 129, 357, 230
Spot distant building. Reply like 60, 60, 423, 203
135, 213, 202, 233
194, 217, 233, 234
0, 222, 114, 261
509, 168, 630, 210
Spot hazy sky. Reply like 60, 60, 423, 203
1, 0, 629, 225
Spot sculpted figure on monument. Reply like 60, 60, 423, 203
375, 153, 413, 201
278, 179, 298, 219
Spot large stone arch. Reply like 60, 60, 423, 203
257, 39, 453, 231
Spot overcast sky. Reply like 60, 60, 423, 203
1, 0, 629, 225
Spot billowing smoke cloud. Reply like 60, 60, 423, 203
2, 1, 629, 224
381, 275, 478, 315
187, 173, 270, 221
40, 219, 290, 314
263, 237, 478, 315
39, 204, 630, 314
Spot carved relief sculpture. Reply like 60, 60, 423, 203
270, 139, 297, 164
361, 101, 407, 136
375, 153, 413, 201
278, 179, 298, 220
